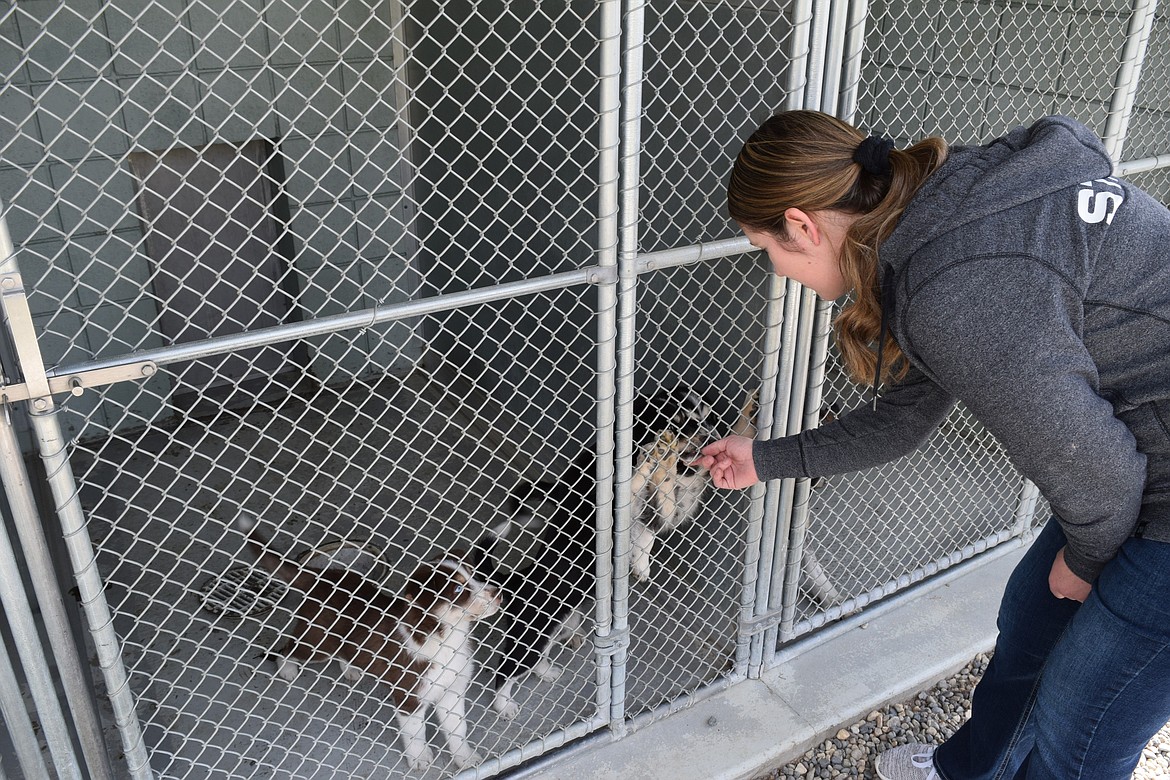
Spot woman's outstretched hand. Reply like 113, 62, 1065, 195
695, 435, 759, 490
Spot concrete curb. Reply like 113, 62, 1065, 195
522, 546, 1026, 780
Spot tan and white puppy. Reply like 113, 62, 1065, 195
236, 513, 501, 771
629, 389, 718, 581
629, 430, 683, 582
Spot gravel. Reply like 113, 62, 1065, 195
755, 652, 1170, 779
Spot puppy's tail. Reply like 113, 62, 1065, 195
471, 483, 548, 578
471, 519, 513, 580
235, 512, 314, 590
731, 387, 760, 439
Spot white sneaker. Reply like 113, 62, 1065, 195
875, 743, 939, 780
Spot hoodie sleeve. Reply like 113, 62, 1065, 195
752, 364, 956, 481
903, 256, 1146, 583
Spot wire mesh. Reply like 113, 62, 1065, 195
0, 0, 1168, 776
860, 0, 1142, 144
1125, 9, 1170, 198
636, 1, 801, 252
782, 336, 1023, 634
67, 295, 603, 779
621, 256, 778, 719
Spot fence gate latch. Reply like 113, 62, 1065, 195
0, 361, 159, 406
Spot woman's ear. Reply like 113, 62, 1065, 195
783, 208, 822, 248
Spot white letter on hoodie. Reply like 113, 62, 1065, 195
1077, 179, 1124, 225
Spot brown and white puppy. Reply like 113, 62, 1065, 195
236, 513, 501, 771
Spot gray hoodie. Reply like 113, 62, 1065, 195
752, 117, 1170, 582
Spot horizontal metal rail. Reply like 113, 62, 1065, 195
502, 672, 743, 780
44, 241, 765, 394
48, 266, 605, 380
636, 237, 754, 273
454, 714, 609, 780
1117, 154, 1170, 175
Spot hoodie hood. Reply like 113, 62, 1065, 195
880, 116, 1115, 273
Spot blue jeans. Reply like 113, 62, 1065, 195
934, 518, 1170, 780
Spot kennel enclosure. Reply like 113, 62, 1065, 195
1, 0, 1170, 777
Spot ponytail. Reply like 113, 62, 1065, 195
728, 110, 948, 385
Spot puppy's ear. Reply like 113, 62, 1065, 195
401, 562, 435, 604
682, 389, 714, 421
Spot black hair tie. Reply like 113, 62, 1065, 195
853, 134, 894, 177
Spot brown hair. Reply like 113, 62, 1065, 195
727, 110, 948, 386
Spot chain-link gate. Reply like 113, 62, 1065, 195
0, 0, 1168, 777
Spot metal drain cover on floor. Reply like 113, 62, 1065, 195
199, 567, 288, 618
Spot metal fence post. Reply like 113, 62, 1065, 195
0, 209, 154, 779
0, 411, 114, 780
0, 504, 80, 780
597, 0, 627, 737
759, 0, 837, 660
775, 0, 861, 650
1103, 0, 1159, 162
0, 623, 51, 780
741, 0, 818, 680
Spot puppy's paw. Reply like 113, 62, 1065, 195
275, 657, 300, 681
453, 749, 484, 770
339, 661, 362, 682
492, 692, 520, 721
567, 631, 587, 650
532, 660, 563, 682
404, 743, 435, 771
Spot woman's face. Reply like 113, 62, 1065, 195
741, 212, 851, 301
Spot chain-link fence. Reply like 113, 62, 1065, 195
0, 0, 1166, 777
